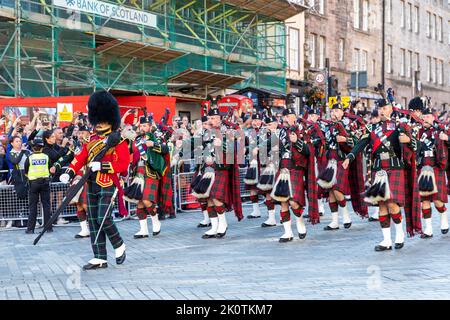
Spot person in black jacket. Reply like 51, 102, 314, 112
42, 129, 70, 225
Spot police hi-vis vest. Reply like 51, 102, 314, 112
28, 153, 50, 180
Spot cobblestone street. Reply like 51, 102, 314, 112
1, 203, 450, 300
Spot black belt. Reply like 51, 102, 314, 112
30, 177, 50, 183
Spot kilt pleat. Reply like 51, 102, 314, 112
209, 169, 231, 205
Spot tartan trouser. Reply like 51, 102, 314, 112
86, 181, 124, 260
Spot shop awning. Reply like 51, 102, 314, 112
169, 69, 245, 89
222, 0, 308, 21
94, 35, 185, 63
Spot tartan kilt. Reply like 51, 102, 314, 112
273, 167, 306, 205
209, 169, 231, 205
79, 186, 87, 205
420, 166, 448, 203
370, 168, 406, 207
316, 155, 328, 197
333, 160, 350, 195
143, 175, 159, 203
289, 169, 306, 206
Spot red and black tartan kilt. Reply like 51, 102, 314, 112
209, 169, 231, 205
316, 155, 328, 198
333, 160, 350, 196
371, 168, 406, 207
136, 164, 159, 203
420, 166, 448, 203
289, 169, 306, 206
276, 160, 306, 206
79, 186, 87, 205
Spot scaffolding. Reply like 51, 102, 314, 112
0, 0, 306, 98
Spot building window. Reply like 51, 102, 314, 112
386, 0, 392, 24
414, 6, 419, 33
361, 50, 367, 71
400, 49, 405, 77
354, 0, 360, 29
400, 1, 405, 28
427, 11, 431, 37
387, 44, 393, 73
353, 48, 360, 71
407, 2, 412, 31
438, 16, 443, 42
310, 34, 317, 68
432, 14, 436, 39
432, 58, 437, 83
288, 28, 300, 71
414, 52, 420, 72
427, 56, 431, 82
338, 38, 345, 62
362, 0, 369, 31
319, 36, 326, 69
438, 60, 443, 85
407, 50, 412, 78
319, 0, 325, 15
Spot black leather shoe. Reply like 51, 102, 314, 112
374, 245, 392, 251
152, 231, 160, 236
75, 234, 90, 239
261, 223, 276, 228
215, 229, 227, 238
303, 214, 310, 219
133, 234, 149, 239
202, 234, 216, 239
247, 215, 261, 219
279, 237, 293, 243
25, 229, 34, 234
116, 252, 126, 265
197, 223, 211, 228
168, 215, 176, 219
344, 223, 352, 229
324, 226, 339, 231
368, 217, 379, 222
158, 214, 165, 220
298, 233, 306, 240
83, 262, 108, 270
394, 242, 404, 249
47, 229, 53, 233
441, 229, 449, 234
319, 212, 324, 217
420, 233, 433, 239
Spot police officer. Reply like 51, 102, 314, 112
24, 136, 52, 234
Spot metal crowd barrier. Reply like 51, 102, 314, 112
0, 156, 267, 222
0, 170, 136, 224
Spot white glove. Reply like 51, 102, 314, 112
89, 161, 101, 172
59, 173, 70, 184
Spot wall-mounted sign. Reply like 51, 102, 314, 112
53, 0, 158, 28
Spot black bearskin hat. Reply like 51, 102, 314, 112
408, 97, 424, 111
87, 91, 121, 131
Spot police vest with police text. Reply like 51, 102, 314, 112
28, 153, 50, 180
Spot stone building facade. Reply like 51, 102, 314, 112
384, 0, 450, 110
301, 0, 449, 111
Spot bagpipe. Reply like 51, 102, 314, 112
124, 111, 168, 204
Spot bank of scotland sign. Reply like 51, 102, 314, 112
53, 0, 157, 28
